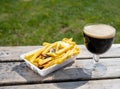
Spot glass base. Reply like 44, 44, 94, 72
83, 62, 107, 77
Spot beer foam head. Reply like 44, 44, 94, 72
84, 24, 116, 39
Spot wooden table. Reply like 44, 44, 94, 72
0, 44, 120, 89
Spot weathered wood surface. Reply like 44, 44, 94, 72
0, 58, 120, 85
0, 44, 120, 88
0, 79, 120, 89
0, 46, 41, 61
77, 44, 120, 58
0, 44, 120, 61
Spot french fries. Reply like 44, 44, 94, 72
25, 38, 80, 69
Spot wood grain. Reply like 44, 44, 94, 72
77, 44, 120, 58
0, 58, 120, 85
0, 44, 120, 61
0, 46, 41, 61
0, 79, 120, 89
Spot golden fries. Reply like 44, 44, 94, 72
25, 38, 80, 69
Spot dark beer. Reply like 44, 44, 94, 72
83, 24, 116, 54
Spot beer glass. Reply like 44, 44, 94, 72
83, 24, 116, 76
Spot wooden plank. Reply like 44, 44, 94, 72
0, 46, 41, 61
77, 44, 120, 58
0, 44, 120, 61
0, 58, 120, 85
0, 79, 120, 89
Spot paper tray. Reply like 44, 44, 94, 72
20, 49, 76, 77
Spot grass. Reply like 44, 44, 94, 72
0, 0, 120, 46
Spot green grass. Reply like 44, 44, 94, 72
0, 0, 120, 46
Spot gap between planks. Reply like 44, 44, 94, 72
0, 77, 120, 87
1, 79, 120, 89
1, 56, 120, 62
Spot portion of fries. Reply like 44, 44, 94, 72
25, 38, 80, 69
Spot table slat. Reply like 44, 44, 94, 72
0, 58, 120, 85
0, 44, 120, 61
77, 44, 120, 58
0, 79, 120, 89
0, 46, 41, 61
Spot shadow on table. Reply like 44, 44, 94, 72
12, 62, 91, 88
12, 62, 44, 82
52, 64, 91, 89
53, 80, 88, 89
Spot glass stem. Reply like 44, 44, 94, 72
93, 54, 99, 69
93, 54, 99, 70
93, 54, 99, 63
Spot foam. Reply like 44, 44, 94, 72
84, 24, 116, 39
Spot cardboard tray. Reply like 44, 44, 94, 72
20, 49, 76, 76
